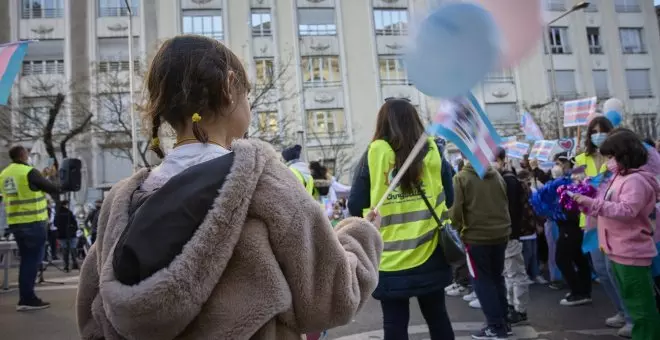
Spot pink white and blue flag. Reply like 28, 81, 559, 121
428, 93, 502, 178
563, 97, 597, 127
520, 111, 543, 141
0, 41, 31, 105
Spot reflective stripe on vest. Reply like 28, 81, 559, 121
364, 138, 448, 272
289, 166, 315, 196
0, 163, 48, 225
574, 153, 607, 228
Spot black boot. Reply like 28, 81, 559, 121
62, 246, 70, 272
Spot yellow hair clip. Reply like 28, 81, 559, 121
192, 113, 202, 123
152, 137, 160, 147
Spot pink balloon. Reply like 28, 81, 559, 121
471, 0, 543, 68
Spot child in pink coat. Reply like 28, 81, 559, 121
573, 128, 660, 340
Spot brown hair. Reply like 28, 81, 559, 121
372, 99, 426, 193
145, 35, 250, 158
585, 116, 613, 156
600, 128, 648, 174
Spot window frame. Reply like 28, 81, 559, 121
625, 69, 653, 99
21, 0, 65, 19
301, 55, 342, 88
254, 58, 275, 88
182, 9, 224, 40
373, 8, 409, 36
251, 9, 272, 37
98, 0, 139, 17
548, 69, 578, 100
378, 55, 409, 85
547, 26, 572, 54
297, 8, 337, 36
615, 0, 641, 13
619, 27, 646, 54
592, 69, 610, 99
22, 60, 65, 76
546, 0, 566, 11
586, 27, 603, 55
255, 111, 279, 134
306, 109, 345, 136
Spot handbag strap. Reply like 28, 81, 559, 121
416, 184, 444, 229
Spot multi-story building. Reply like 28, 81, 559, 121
1, 0, 660, 201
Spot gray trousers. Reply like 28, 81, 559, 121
504, 240, 532, 313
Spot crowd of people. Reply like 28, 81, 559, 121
1, 35, 660, 340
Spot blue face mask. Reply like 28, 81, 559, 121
591, 133, 607, 148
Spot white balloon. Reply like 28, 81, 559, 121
603, 98, 624, 113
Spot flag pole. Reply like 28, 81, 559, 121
374, 134, 428, 212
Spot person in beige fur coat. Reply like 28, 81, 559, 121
76, 35, 384, 340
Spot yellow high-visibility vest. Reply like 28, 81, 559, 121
574, 153, 607, 228
0, 163, 48, 225
364, 138, 448, 272
289, 166, 315, 197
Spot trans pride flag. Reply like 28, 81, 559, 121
0, 41, 31, 105
563, 97, 597, 127
428, 93, 502, 178
520, 111, 543, 141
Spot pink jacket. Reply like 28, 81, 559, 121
581, 150, 660, 266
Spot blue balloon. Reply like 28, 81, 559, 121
405, 3, 500, 98
605, 110, 622, 127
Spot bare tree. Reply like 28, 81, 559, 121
248, 56, 301, 150
0, 75, 92, 169
91, 65, 151, 167
306, 129, 355, 179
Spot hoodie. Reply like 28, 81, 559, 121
450, 163, 511, 245
581, 149, 660, 267
76, 139, 383, 340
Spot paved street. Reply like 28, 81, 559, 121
0, 265, 624, 340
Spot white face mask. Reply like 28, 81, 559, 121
551, 165, 564, 179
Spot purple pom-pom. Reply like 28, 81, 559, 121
558, 182, 598, 212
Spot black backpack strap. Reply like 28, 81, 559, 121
113, 153, 235, 285
416, 183, 444, 228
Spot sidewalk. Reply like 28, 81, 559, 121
0, 266, 80, 340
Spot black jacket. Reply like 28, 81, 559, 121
500, 169, 524, 240
54, 206, 77, 239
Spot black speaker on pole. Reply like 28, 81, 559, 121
59, 158, 82, 192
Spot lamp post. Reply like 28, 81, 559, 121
124, 0, 138, 172
297, 130, 307, 161
545, 1, 590, 139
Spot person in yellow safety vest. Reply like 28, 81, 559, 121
574, 116, 632, 334
0, 145, 60, 312
347, 98, 456, 339
282, 144, 315, 196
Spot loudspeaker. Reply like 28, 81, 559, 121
59, 158, 82, 192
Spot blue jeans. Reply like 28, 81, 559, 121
467, 242, 508, 330
591, 250, 632, 323
522, 238, 539, 279
58, 237, 78, 268
10, 221, 47, 303
381, 289, 454, 340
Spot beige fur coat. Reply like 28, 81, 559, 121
76, 139, 383, 340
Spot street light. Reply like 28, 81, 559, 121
545, 1, 590, 138
124, 0, 138, 172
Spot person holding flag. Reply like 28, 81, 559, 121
348, 99, 455, 340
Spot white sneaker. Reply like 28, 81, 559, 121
446, 285, 468, 297
617, 324, 632, 338
444, 283, 459, 293
463, 291, 477, 302
533, 275, 548, 284
468, 299, 481, 309
605, 313, 626, 328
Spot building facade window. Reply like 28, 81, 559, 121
22, 60, 65, 75
619, 28, 646, 54
546, 0, 566, 11
373, 9, 408, 36
615, 0, 641, 13
98, 0, 139, 17
625, 69, 653, 98
251, 9, 272, 37
592, 70, 610, 98
256, 111, 279, 134
301, 56, 341, 87
255, 58, 274, 87
182, 10, 223, 40
306, 109, 345, 135
548, 70, 577, 100
298, 9, 337, 36
97, 60, 140, 73
485, 68, 514, 82
548, 27, 571, 54
584, 2, 598, 12
378, 56, 408, 84
21, 0, 64, 19
484, 103, 517, 124
586, 27, 603, 54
